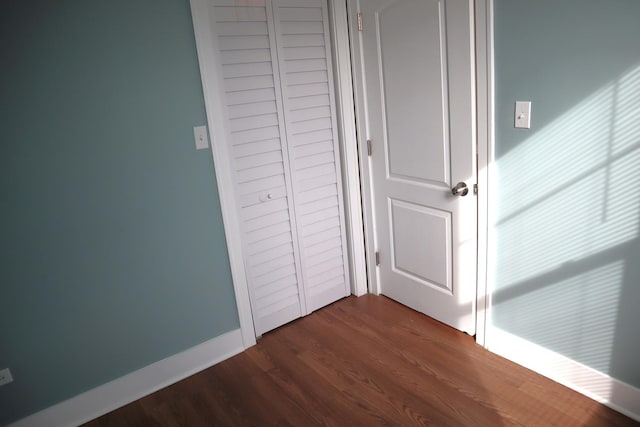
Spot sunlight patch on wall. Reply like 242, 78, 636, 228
494, 64, 640, 287
612, 65, 640, 155
493, 261, 624, 373
495, 148, 639, 285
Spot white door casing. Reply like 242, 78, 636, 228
351, 0, 477, 334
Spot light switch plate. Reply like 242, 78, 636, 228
193, 125, 209, 150
0, 368, 13, 386
515, 101, 532, 129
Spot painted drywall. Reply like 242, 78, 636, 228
0, 1, 239, 424
493, 0, 640, 388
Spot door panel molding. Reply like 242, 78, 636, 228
389, 198, 453, 294
378, 0, 452, 186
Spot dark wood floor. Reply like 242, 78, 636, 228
85, 295, 637, 426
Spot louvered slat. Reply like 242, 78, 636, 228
226, 87, 276, 105
289, 128, 332, 146
233, 138, 281, 157
308, 246, 343, 268
228, 100, 277, 119
230, 113, 279, 132
297, 195, 338, 216
238, 174, 285, 196
235, 150, 283, 171
308, 272, 345, 296
252, 253, 296, 278
249, 232, 295, 256
253, 264, 297, 289
242, 197, 288, 220
293, 140, 333, 159
302, 216, 340, 236
214, 0, 266, 6
296, 173, 336, 192
281, 34, 325, 48
279, 21, 324, 35
216, 22, 269, 37
254, 275, 298, 300
288, 93, 330, 110
295, 151, 334, 170
215, 6, 267, 22
295, 163, 335, 181
230, 126, 280, 145
246, 220, 291, 244
218, 35, 270, 50
296, 182, 336, 204
225, 75, 274, 92
250, 242, 294, 266
304, 225, 341, 247
289, 105, 331, 122
243, 207, 289, 232
305, 236, 342, 257
285, 58, 327, 73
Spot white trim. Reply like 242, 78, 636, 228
474, 0, 492, 347
10, 329, 244, 427
328, 0, 368, 296
189, 0, 256, 348
348, 0, 381, 295
487, 327, 640, 422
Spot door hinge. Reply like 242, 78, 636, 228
357, 12, 363, 31
367, 139, 372, 156
375, 251, 380, 266
474, 183, 478, 195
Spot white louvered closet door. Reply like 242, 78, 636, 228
211, 0, 349, 335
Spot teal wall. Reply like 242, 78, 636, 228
0, 1, 239, 424
493, 0, 640, 388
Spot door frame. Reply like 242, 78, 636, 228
327, 0, 369, 299
474, 0, 492, 346
189, 0, 491, 347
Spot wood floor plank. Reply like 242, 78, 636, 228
84, 295, 638, 427
263, 330, 386, 426
326, 300, 535, 424
334, 297, 593, 425
312, 306, 507, 426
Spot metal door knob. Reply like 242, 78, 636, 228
451, 182, 469, 196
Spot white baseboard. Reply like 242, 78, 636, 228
486, 326, 640, 422
11, 329, 244, 427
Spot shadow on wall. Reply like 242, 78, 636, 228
491, 61, 640, 396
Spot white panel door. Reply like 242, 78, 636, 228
354, 0, 477, 334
